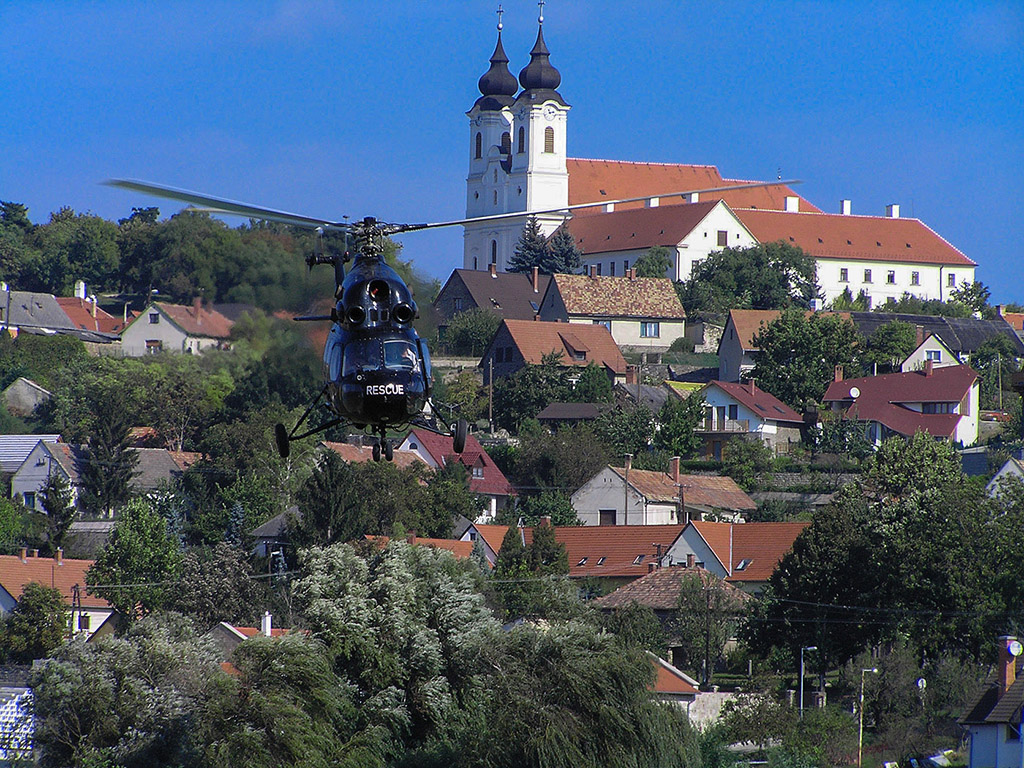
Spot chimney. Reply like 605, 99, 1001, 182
886, 203, 900, 219
30, 549, 38, 558
646, 197, 660, 208
687, 192, 700, 203
924, 359, 934, 377
834, 365, 844, 382
18, 547, 26, 563
192, 296, 202, 318
1000, 636, 1020, 692
74, 280, 87, 299
539, 515, 551, 527
686, 553, 695, 568
532, 266, 539, 293
261, 611, 273, 637
407, 531, 416, 545
89, 295, 97, 318
669, 456, 680, 483
624, 453, 632, 473
489, 263, 497, 278
603, 202, 615, 213
648, 562, 657, 573
55, 548, 63, 566
785, 196, 800, 213
625, 365, 637, 385
915, 325, 924, 346
840, 199, 852, 215
749, 378, 756, 395
628, 268, 636, 280
589, 265, 597, 279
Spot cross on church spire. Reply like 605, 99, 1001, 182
496, 4, 503, 30
538, 0, 545, 24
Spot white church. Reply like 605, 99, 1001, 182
462, 10, 976, 309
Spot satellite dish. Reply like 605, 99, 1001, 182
849, 387, 861, 399
916, 677, 927, 690
1009, 640, 1023, 657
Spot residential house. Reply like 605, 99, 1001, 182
537, 271, 686, 357
397, 428, 515, 523
664, 520, 810, 595
11, 442, 194, 512
821, 362, 980, 447
697, 380, 804, 457
987, 457, 1024, 498
459, 523, 510, 568
365, 533, 474, 560
120, 299, 234, 356
480, 318, 628, 382
571, 456, 756, 526
614, 381, 671, 414
959, 636, 1024, 767
434, 267, 550, 331
535, 401, 612, 430
849, 311, 1024, 361
1, 378, 52, 418
648, 652, 700, 709
0, 286, 110, 342
55, 296, 124, 337
0, 434, 59, 477
733, 207, 976, 307
900, 331, 959, 372
0, 549, 113, 637
320, 440, 429, 471
207, 613, 290, 658
250, 511, 290, 559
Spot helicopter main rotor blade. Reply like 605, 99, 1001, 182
389, 179, 803, 234
104, 179, 350, 230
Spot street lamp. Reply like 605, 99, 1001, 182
858, 667, 879, 768
800, 645, 818, 718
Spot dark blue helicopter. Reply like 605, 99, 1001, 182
107, 177, 796, 461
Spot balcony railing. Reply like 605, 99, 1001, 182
697, 418, 749, 433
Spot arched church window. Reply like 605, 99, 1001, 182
493, 190, 497, 205
500, 132, 511, 155
544, 127, 555, 154
475, 132, 482, 159
517, 127, 525, 154
491, 241, 497, 264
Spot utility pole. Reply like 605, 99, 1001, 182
488, 357, 494, 432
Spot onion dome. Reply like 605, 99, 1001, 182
516, 23, 567, 105
474, 32, 518, 111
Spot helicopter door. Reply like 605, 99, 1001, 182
416, 338, 432, 397
343, 338, 383, 376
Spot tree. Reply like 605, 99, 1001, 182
545, 226, 583, 274
827, 287, 871, 311
507, 217, 549, 274
510, 422, 610, 494
863, 320, 917, 373
492, 351, 573, 431
675, 241, 819, 316
168, 542, 264, 629
671, 571, 747, 684
950, 280, 993, 318
573, 362, 613, 403
594, 402, 655, 455
440, 369, 488, 423
633, 246, 673, 278
86, 499, 182, 620
40, 472, 75, 553
654, 393, 705, 458
751, 309, 862, 407
722, 436, 774, 491
0, 583, 68, 663
515, 491, 581, 526
442, 307, 501, 356
289, 451, 365, 548
875, 292, 971, 318
971, 333, 1020, 410
75, 397, 139, 517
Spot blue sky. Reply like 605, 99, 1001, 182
2, 1, 1022, 300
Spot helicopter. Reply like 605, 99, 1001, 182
107, 177, 798, 462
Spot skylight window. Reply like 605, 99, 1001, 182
633, 554, 645, 565
735, 558, 752, 571
596, 557, 606, 566
577, 557, 588, 566
529, 301, 539, 312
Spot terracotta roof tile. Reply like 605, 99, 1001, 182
55, 297, 124, 334
499, 319, 627, 374
609, 467, 756, 513
562, 200, 723, 254
365, 535, 474, 560
0, 553, 110, 609
689, 521, 810, 582
705, 381, 803, 425
566, 158, 819, 213
470, 524, 511, 554
406, 429, 514, 496
733, 209, 975, 267
726, 309, 851, 352
522, 524, 686, 578
152, 301, 234, 339
822, 364, 978, 439
592, 565, 748, 610
549, 274, 686, 319
321, 441, 429, 471
649, 654, 700, 695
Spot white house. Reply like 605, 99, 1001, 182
900, 332, 959, 372
959, 636, 1024, 767
120, 299, 234, 356
697, 380, 804, 458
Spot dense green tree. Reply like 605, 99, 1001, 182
722, 436, 774, 491
675, 241, 819, 316
633, 245, 673, 278
439, 369, 488, 423
40, 472, 75, 553
0, 583, 68, 663
75, 398, 140, 517
595, 402, 655, 455
573, 361, 614, 403
87, 499, 183, 620
827, 287, 871, 311
168, 543, 264, 629
514, 491, 582, 527
491, 351, 573, 431
750, 309, 862, 407
507, 217, 549, 274
863, 320, 917, 373
289, 451, 364, 548
600, 603, 667, 655
545, 226, 583, 274
442, 307, 501, 356
33, 210, 120, 294
950, 280, 994, 318
866, 429, 964, 498
875, 292, 972, 318
654, 393, 705, 458
971, 333, 1020, 410
510, 422, 610, 494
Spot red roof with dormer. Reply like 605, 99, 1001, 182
0, 552, 111, 609
704, 380, 804, 425
689, 520, 810, 583
55, 297, 124, 334
404, 429, 514, 497
522, 524, 686, 578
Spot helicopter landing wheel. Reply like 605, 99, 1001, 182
372, 441, 381, 462
383, 439, 393, 462
453, 418, 468, 454
274, 423, 291, 459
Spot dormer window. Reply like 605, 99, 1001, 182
472, 466, 484, 478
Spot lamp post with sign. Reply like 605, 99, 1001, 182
858, 667, 878, 768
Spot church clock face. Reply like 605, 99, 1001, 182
542, 105, 558, 120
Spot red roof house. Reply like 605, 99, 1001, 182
481, 318, 628, 382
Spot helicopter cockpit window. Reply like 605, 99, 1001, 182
342, 339, 382, 377
384, 340, 419, 372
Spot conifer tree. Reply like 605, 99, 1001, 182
545, 226, 583, 274
75, 399, 139, 518
507, 217, 549, 274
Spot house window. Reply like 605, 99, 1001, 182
640, 322, 660, 338
475, 132, 482, 159
887, 270, 896, 284
840, 268, 849, 282
149, 313, 160, 324
78, 614, 91, 630
911, 271, 920, 285
492, 190, 497, 206
624, 260, 629, 272
728, 404, 738, 420
453, 298, 464, 312
926, 350, 941, 362
596, 264, 602, 276
593, 320, 611, 331
544, 126, 554, 153
947, 272, 956, 287
500, 132, 511, 154
599, 509, 616, 526
717, 230, 728, 247
863, 269, 872, 283
922, 402, 953, 414
23, 491, 35, 509
610, 262, 615, 276
145, 340, 162, 354
517, 126, 525, 153
472, 466, 484, 478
